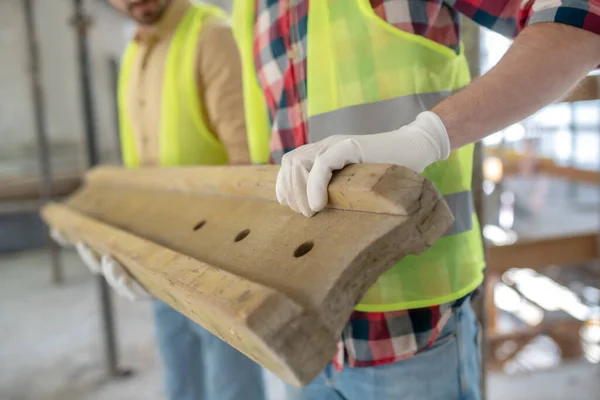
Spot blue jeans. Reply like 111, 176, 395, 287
288, 301, 481, 400
152, 300, 266, 400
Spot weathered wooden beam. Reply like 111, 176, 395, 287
487, 233, 598, 274
488, 319, 583, 370
0, 173, 82, 201
41, 164, 454, 386
485, 147, 598, 184
84, 164, 435, 214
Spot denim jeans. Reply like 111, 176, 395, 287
152, 300, 266, 400
287, 301, 482, 400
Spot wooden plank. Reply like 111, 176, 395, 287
41, 164, 454, 386
0, 173, 82, 201
487, 233, 598, 274
485, 147, 598, 184
488, 319, 582, 369
486, 274, 499, 334
560, 75, 599, 103
85, 164, 433, 215
42, 203, 327, 385
537, 163, 598, 184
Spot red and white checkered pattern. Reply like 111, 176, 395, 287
252, 0, 600, 368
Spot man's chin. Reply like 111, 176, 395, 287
131, 11, 162, 25
128, 1, 167, 25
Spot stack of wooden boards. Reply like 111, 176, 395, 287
41, 164, 453, 386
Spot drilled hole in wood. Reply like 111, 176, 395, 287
193, 220, 206, 231
234, 229, 251, 242
294, 241, 314, 258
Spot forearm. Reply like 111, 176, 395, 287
433, 23, 600, 149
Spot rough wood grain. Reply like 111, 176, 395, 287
86, 164, 431, 215
41, 164, 454, 386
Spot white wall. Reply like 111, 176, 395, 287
0, 0, 129, 177
0, 0, 233, 178
194, 0, 232, 12
0, 0, 37, 176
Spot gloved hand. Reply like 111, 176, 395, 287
49, 228, 73, 248
101, 255, 151, 302
276, 111, 450, 217
75, 242, 102, 275
75, 239, 151, 301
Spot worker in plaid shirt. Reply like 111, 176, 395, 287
233, 0, 600, 399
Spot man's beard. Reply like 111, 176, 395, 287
126, 0, 169, 25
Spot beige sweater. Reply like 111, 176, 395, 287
125, 0, 249, 165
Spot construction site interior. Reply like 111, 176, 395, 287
1, 1, 599, 399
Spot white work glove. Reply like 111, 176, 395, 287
276, 111, 451, 216
101, 255, 151, 302
49, 228, 73, 248
75, 240, 150, 301
75, 242, 102, 275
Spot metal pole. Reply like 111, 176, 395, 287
22, 0, 63, 284
72, 0, 99, 166
568, 102, 579, 200
596, 95, 600, 379
71, 0, 124, 378
463, 18, 488, 399
108, 57, 122, 161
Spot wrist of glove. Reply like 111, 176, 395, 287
75, 242, 102, 275
75, 242, 150, 302
102, 255, 151, 302
276, 111, 450, 217
50, 228, 74, 248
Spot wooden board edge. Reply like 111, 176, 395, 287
83, 164, 438, 216
321, 180, 455, 330
40, 202, 332, 386
246, 299, 339, 386
487, 233, 598, 274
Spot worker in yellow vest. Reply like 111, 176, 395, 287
232, 0, 600, 399
52, 1, 266, 399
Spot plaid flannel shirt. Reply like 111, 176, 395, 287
253, 0, 600, 369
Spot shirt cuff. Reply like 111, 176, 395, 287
527, 5, 600, 36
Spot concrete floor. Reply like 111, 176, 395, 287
2, 249, 600, 400
488, 363, 600, 400
0, 249, 164, 400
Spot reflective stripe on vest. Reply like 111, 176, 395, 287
305, 93, 474, 238
307, 92, 454, 143
118, 5, 229, 168
232, 0, 486, 311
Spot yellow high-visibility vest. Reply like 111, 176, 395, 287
233, 0, 485, 312
118, 4, 228, 168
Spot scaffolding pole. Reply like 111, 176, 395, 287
22, 0, 63, 284
71, 0, 127, 378
463, 18, 488, 399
